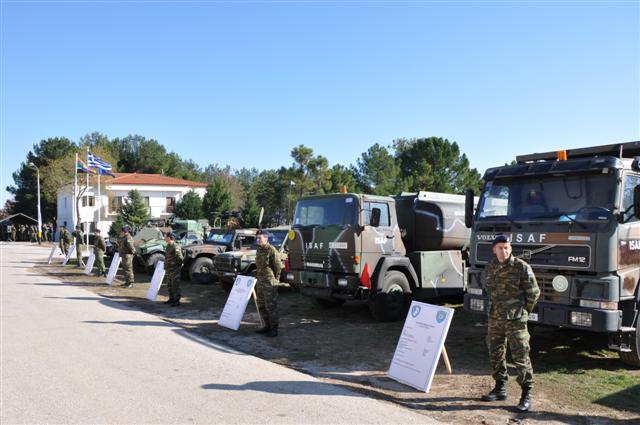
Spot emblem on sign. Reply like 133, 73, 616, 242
436, 311, 447, 323
411, 305, 421, 317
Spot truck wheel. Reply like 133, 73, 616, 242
368, 270, 411, 322
315, 298, 345, 308
146, 253, 164, 274
189, 257, 215, 284
619, 316, 640, 368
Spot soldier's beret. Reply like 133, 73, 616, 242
122, 226, 130, 232
492, 235, 510, 246
95, 229, 101, 233
165, 232, 176, 240
256, 229, 271, 237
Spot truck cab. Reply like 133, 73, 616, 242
464, 142, 640, 366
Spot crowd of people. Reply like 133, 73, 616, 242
0, 222, 57, 243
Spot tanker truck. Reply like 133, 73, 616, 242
286, 190, 471, 321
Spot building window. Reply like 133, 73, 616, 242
110, 196, 123, 213
166, 197, 176, 213
82, 196, 95, 207
64, 198, 68, 208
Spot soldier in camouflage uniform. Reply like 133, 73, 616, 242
72, 226, 86, 267
93, 228, 107, 277
59, 225, 72, 257
163, 232, 184, 306
254, 229, 282, 337
481, 235, 540, 412
118, 226, 136, 288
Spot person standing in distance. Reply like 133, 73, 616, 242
118, 226, 136, 288
481, 235, 540, 412
254, 229, 282, 337
93, 228, 107, 277
59, 225, 72, 257
163, 232, 184, 306
72, 225, 86, 267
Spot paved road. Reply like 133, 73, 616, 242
1, 243, 437, 424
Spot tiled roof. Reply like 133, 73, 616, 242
108, 173, 208, 188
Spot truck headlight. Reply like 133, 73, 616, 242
570, 311, 592, 327
470, 298, 485, 312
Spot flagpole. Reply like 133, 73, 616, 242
97, 171, 101, 232
86, 146, 90, 246
74, 153, 78, 229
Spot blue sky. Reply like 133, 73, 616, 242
1, 1, 638, 205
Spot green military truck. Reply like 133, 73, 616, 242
135, 220, 203, 273
212, 227, 290, 293
286, 191, 471, 321
182, 228, 257, 284
463, 142, 640, 367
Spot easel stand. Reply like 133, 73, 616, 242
441, 346, 453, 374
252, 288, 264, 327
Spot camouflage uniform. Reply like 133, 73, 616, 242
118, 233, 136, 286
93, 234, 106, 276
484, 255, 540, 389
72, 229, 86, 267
255, 243, 282, 330
164, 242, 184, 303
59, 228, 72, 257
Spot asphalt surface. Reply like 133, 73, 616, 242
0, 242, 438, 424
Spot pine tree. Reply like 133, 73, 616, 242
240, 190, 261, 227
174, 190, 203, 220
120, 189, 149, 229
108, 215, 126, 238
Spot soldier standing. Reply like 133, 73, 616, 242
10, 225, 16, 242
163, 232, 184, 306
254, 229, 282, 337
93, 228, 107, 277
59, 225, 72, 257
481, 235, 540, 412
118, 226, 135, 288
72, 225, 86, 267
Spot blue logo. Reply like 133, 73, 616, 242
411, 305, 421, 318
436, 311, 447, 323
247, 279, 253, 288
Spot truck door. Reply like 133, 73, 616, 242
361, 200, 396, 273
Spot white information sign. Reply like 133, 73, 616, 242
105, 252, 121, 285
83, 253, 96, 275
47, 244, 57, 264
146, 261, 166, 301
388, 301, 454, 392
218, 275, 257, 331
61, 245, 75, 266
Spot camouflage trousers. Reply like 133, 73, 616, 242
94, 249, 105, 274
256, 280, 279, 328
122, 254, 134, 284
166, 269, 181, 301
487, 317, 534, 388
76, 244, 85, 266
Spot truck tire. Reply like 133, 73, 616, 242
315, 298, 346, 308
189, 257, 215, 284
146, 253, 165, 274
619, 316, 640, 368
368, 270, 411, 322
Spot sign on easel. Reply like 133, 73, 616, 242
218, 275, 257, 331
388, 301, 454, 392
146, 261, 166, 301
105, 252, 121, 285
83, 253, 96, 275
47, 244, 57, 264
61, 245, 75, 266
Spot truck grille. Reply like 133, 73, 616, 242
476, 243, 591, 269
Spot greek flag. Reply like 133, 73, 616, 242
88, 152, 114, 175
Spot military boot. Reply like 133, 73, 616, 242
481, 380, 507, 401
516, 387, 532, 412
265, 326, 278, 337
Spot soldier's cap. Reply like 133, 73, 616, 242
95, 229, 101, 233
492, 235, 510, 246
122, 226, 130, 232
165, 231, 176, 240
256, 229, 271, 237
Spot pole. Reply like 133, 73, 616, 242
86, 147, 90, 246
36, 167, 42, 244
74, 153, 78, 229
97, 171, 101, 232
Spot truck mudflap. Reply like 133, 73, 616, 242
464, 294, 622, 333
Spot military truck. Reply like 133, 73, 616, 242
213, 227, 290, 293
463, 142, 640, 367
182, 228, 257, 284
135, 220, 203, 273
105, 225, 164, 258
286, 191, 471, 321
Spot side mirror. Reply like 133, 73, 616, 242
634, 185, 640, 218
465, 189, 475, 228
370, 207, 381, 227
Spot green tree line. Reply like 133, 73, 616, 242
6, 132, 483, 227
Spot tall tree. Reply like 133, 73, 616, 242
120, 189, 149, 229
108, 214, 126, 238
288, 145, 332, 197
254, 170, 288, 226
355, 143, 405, 195
240, 190, 261, 228
394, 137, 483, 194
202, 178, 233, 224
174, 190, 203, 220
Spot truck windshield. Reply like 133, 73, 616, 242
478, 174, 617, 221
207, 231, 233, 244
294, 197, 358, 227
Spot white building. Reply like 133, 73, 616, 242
57, 173, 207, 234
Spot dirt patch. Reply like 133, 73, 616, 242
39, 258, 639, 425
